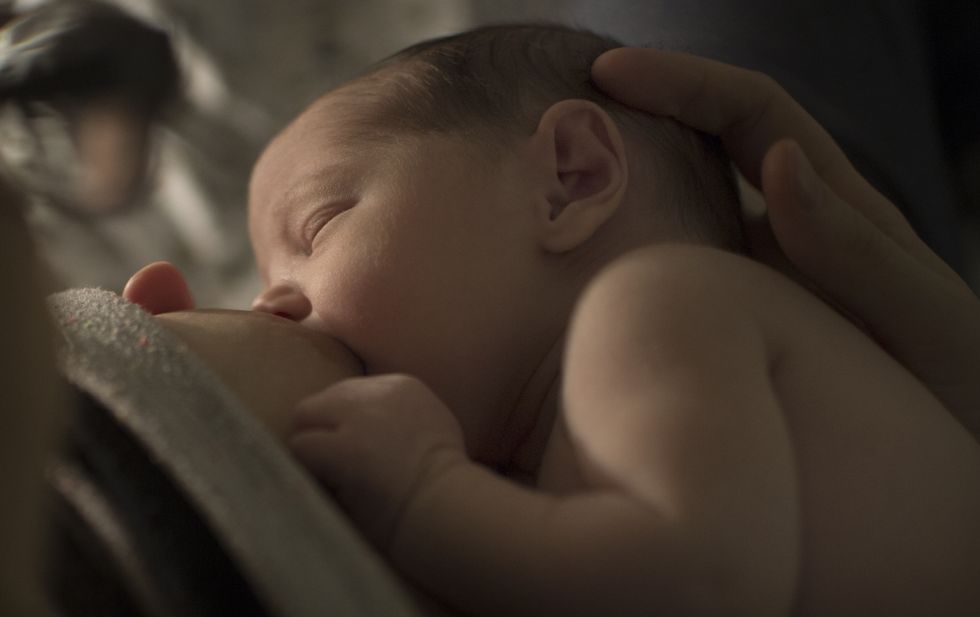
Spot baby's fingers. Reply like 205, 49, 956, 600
288, 381, 361, 485
289, 429, 349, 491
290, 377, 366, 432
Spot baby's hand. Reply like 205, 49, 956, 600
288, 374, 467, 552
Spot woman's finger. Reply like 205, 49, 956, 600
593, 49, 851, 190
122, 261, 195, 314
762, 140, 980, 426
592, 48, 954, 281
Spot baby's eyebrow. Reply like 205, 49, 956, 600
270, 164, 353, 215
265, 165, 362, 254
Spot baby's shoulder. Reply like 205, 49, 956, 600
571, 243, 781, 371
585, 243, 789, 317
580, 242, 847, 357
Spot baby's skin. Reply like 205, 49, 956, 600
129, 75, 980, 613
236, 78, 980, 616
558, 244, 980, 616
124, 263, 459, 615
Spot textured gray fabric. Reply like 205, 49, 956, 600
48, 288, 417, 617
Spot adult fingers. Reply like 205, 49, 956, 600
591, 48, 953, 281
762, 140, 980, 423
122, 261, 195, 314
737, 172, 798, 278
593, 48, 851, 191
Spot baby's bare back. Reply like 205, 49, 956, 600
743, 254, 980, 616
546, 246, 980, 616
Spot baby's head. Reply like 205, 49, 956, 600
248, 24, 741, 463
356, 23, 741, 250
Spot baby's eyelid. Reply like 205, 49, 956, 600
301, 199, 357, 253
301, 211, 328, 254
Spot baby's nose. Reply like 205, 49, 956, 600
251, 283, 312, 322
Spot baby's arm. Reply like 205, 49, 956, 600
558, 245, 801, 615
293, 245, 801, 617
404, 247, 800, 615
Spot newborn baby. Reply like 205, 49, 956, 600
136, 24, 980, 617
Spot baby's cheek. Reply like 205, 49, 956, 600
307, 262, 408, 367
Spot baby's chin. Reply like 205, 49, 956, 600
155, 309, 363, 440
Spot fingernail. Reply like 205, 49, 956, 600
791, 143, 820, 209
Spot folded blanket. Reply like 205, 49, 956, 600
48, 288, 417, 617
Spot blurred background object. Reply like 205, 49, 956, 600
0, 0, 178, 214
4, 0, 476, 308
4, 0, 977, 310
922, 0, 980, 293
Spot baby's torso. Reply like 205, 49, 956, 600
537, 253, 980, 616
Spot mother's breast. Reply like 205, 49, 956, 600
156, 309, 363, 440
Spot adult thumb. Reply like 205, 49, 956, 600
122, 261, 195, 314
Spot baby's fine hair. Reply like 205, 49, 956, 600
345, 23, 744, 251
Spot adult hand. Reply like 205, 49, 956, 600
592, 48, 980, 438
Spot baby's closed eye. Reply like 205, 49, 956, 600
302, 199, 357, 252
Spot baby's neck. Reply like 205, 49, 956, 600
494, 334, 564, 485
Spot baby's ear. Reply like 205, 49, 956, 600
529, 99, 628, 254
